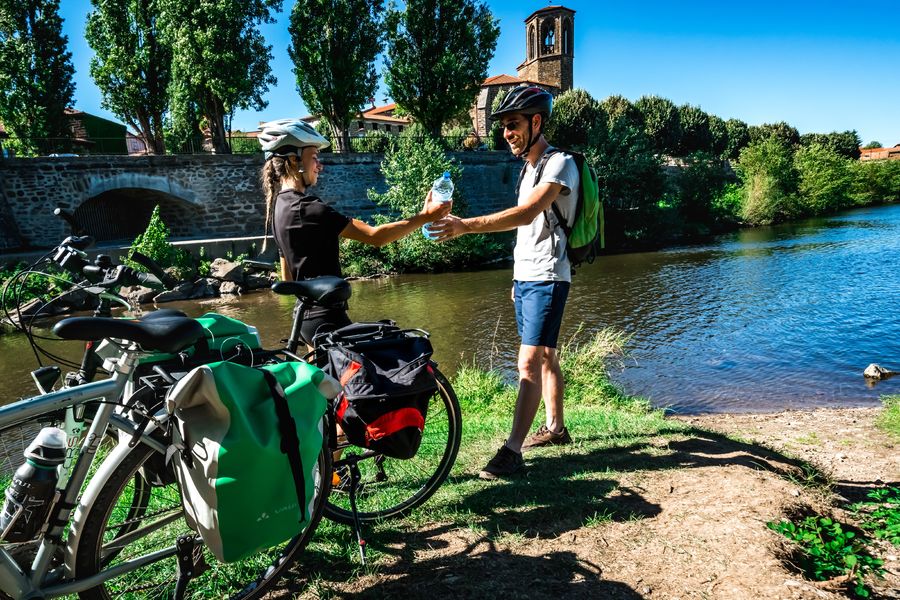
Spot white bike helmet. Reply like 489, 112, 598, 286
258, 118, 330, 159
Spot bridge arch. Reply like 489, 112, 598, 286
75, 176, 202, 242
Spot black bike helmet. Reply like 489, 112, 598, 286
490, 84, 553, 122
490, 85, 553, 157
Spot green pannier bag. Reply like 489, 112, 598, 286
165, 360, 340, 563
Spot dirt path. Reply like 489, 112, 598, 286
278, 408, 900, 599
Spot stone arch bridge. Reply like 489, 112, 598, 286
0, 153, 516, 252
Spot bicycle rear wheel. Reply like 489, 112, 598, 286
323, 368, 461, 524
74, 438, 331, 600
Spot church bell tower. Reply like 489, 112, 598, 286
517, 5, 574, 93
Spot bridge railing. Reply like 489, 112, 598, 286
0, 133, 492, 158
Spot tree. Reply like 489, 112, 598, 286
862, 140, 882, 149
159, 0, 280, 154
677, 104, 711, 155
384, 0, 499, 138
794, 143, 853, 215
800, 130, 862, 160
600, 94, 641, 130
543, 88, 605, 151
707, 114, 728, 159
723, 118, 750, 160
736, 137, 799, 225
748, 121, 800, 148
0, 0, 75, 155
634, 95, 680, 155
289, 0, 383, 153
86, 0, 170, 154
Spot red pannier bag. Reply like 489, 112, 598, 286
315, 322, 438, 460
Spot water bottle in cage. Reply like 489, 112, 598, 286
0, 427, 67, 542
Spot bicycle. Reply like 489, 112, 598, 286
272, 278, 462, 556
0, 234, 331, 599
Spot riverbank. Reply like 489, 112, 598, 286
269, 335, 899, 599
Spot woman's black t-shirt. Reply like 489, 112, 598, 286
273, 189, 351, 280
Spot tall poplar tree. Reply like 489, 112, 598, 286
384, 0, 499, 138
86, 0, 170, 154
0, 0, 75, 155
159, 0, 280, 154
288, 0, 383, 153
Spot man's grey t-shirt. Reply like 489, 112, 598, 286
513, 148, 580, 282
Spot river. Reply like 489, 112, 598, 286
2, 204, 898, 414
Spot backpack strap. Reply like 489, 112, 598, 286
260, 369, 307, 524
533, 148, 569, 236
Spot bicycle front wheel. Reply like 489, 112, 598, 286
324, 367, 462, 524
74, 438, 331, 600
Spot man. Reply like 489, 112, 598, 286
430, 85, 579, 479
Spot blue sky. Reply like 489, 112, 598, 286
59, 0, 900, 146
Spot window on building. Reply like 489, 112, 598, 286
528, 25, 535, 60
563, 19, 572, 55
398, 125, 404, 133
542, 21, 555, 54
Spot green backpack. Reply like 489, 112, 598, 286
516, 148, 604, 266
166, 360, 339, 563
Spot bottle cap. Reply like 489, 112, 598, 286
25, 427, 68, 464
442, 171, 451, 179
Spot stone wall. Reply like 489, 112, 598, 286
0, 152, 521, 250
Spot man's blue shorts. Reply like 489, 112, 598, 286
513, 280, 570, 348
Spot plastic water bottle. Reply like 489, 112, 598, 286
422, 171, 454, 240
0, 427, 67, 542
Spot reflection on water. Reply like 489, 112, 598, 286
2, 204, 899, 414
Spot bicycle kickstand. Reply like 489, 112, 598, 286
173, 534, 208, 599
346, 460, 367, 566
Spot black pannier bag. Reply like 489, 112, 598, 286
315, 322, 438, 459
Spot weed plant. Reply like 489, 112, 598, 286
768, 515, 884, 597
852, 487, 900, 547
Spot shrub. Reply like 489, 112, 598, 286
710, 183, 743, 224
442, 125, 472, 151
793, 143, 854, 215
352, 131, 508, 274
851, 160, 900, 205
735, 138, 799, 225
353, 130, 396, 153
126, 205, 192, 278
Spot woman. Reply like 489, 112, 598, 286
258, 119, 451, 346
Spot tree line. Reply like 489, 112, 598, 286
543, 88, 900, 248
0, 0, 498, 156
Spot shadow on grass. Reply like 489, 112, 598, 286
274, 424, 830, 597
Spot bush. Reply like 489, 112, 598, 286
353, 130, 396, 153
710, 183, 743, 225
126, 205, 192, 278
735, 138, 799, 225
544, 88, 605, 151
349, 131, 508, 275
0, 263, 68, 312
442, 125, 473, 151
851, 159, 900, 205
793, 143, 854, 215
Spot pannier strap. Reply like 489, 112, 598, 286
259, 369, 306, 524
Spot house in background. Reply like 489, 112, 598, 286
860, 144, 900, 161
302, 102, 411, 137
65, 109, 128, 155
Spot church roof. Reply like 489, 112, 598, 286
481, 74, 548, 87
524, 5, 574, 23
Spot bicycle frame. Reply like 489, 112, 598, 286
0, 344, 171, 599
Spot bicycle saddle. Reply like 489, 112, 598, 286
271, 276, 351, 306
53, 313, 204, 354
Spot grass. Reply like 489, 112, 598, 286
301, 328, 686, 577
876, 395, 900, 440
